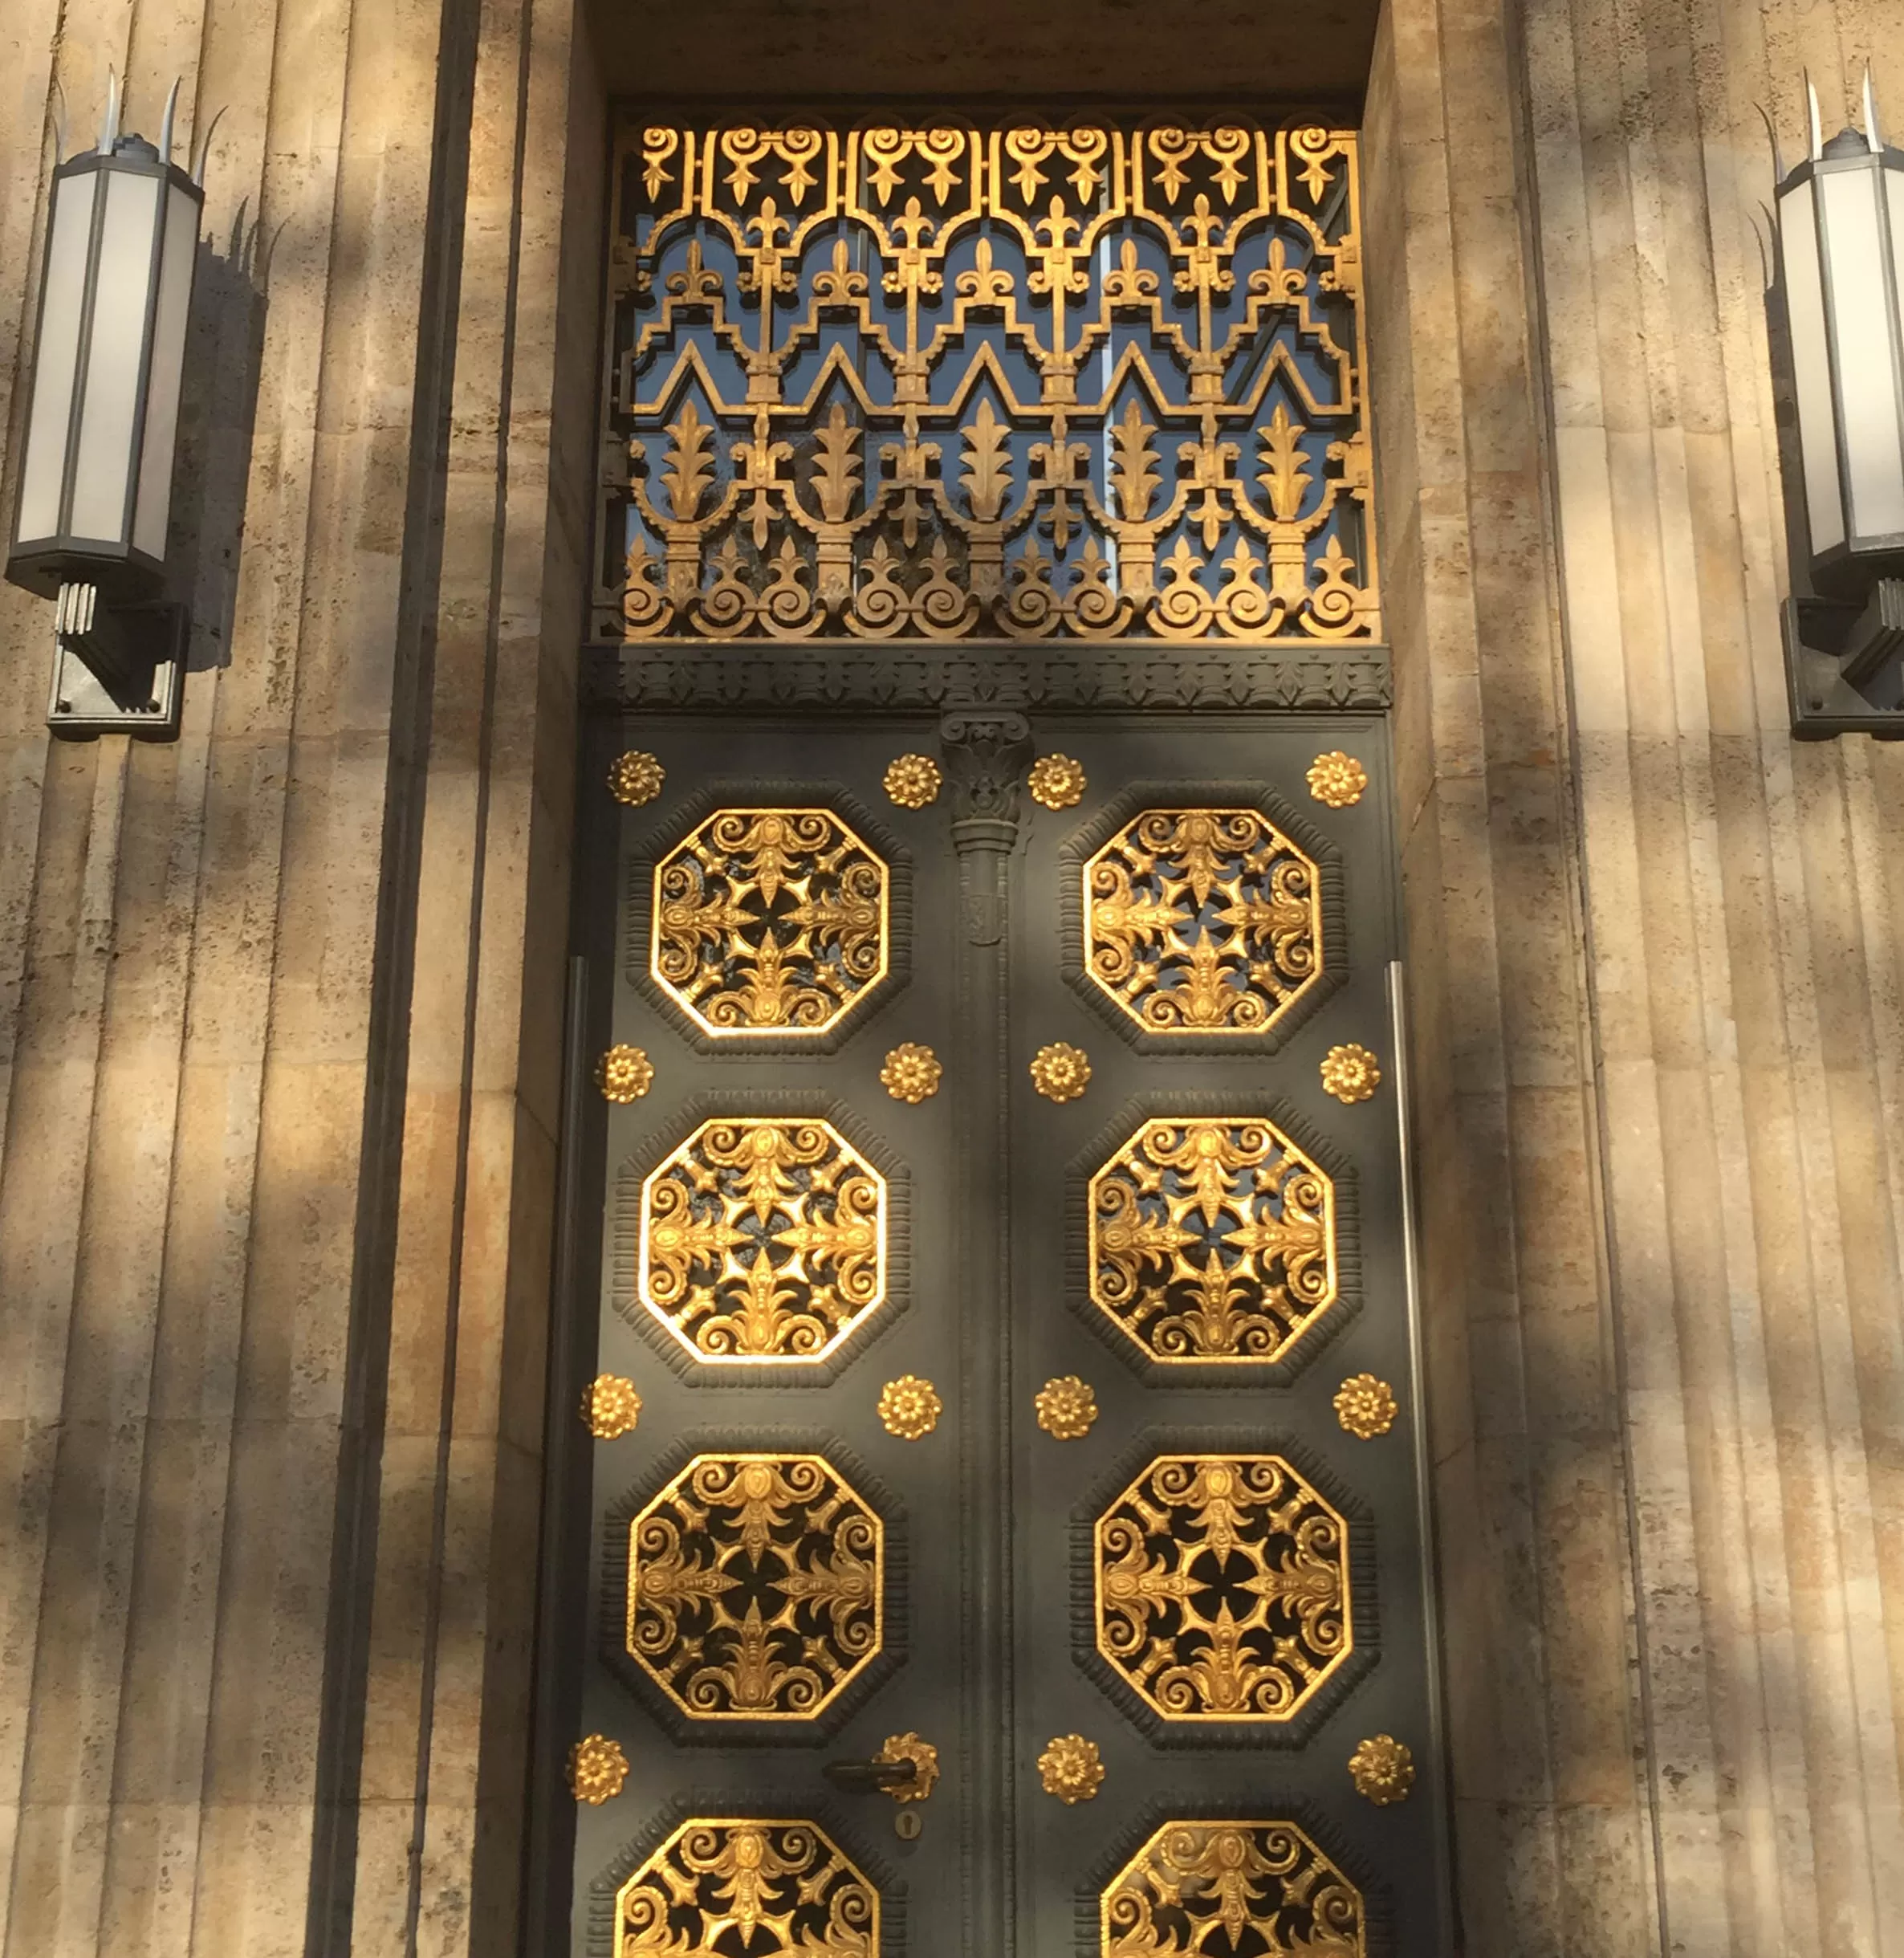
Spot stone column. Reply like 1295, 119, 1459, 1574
0, 0, 596, 1952
1366, 0, 1904, 1951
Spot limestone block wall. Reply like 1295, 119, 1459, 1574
0, 0, 595, 1952
1365, 0, 1904, 1951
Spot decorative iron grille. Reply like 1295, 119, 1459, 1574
595, 118, 1375, 645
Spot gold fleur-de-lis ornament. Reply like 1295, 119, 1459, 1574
1035, 1375, 1098, 1439
568, 1733, 629, 1804
596, 1044, 654, 1103
1320, 1043, 1381, 1104
1333, 1374, 1397, 1439
1037, 1732, 1105, 1803
878, 1375, 942, 1440
582, 1374, 643, 1439
884, 753, 942, 808
880, 1043, 942, 1103
1307, 751, 1367, 808
608, 750, 665, 806
1030, 1042, 1091, 1102
1028, 754, 1087, 810
1349, 1733, 1414, 1805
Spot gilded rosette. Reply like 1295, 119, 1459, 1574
1333, 1373, 1397, 1439
568, 1733, 629, 1804
883, 753, 942, 808
1306, 750, 1368, 808
596, 1044, 655, 1103
1028, 753, 1086, 809
1034, 1374, 1098, 1439
1036, 1733, 1105, 1803
608, 750, 665, 806
583, 1374, 643, 1439
880, 1042, 942, 1103
876, 1732, 939, 1803
1030, 1042, 1092, 1103
1320, 1043, 1381, 1104
878, 1375, 942, 1440
1349, 1733, 1414, 1805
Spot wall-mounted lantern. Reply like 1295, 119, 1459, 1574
1777, 73, 1904, 738
5, 79, 209, 739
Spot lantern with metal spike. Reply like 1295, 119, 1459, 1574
6, 78, 211, 738
1776, 71, 1904, 735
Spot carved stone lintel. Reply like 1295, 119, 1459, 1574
940, 710, 1032, 946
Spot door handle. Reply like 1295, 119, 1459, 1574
823, 1757, 918, 1794
823, 1731, 939, 1804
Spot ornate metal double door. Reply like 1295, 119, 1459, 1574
563, 706, 1449, 1957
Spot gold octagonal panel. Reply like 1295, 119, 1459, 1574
1101, 1818, 1365, 1956
1095, 1455, 1350, 1722
1083, 808, 1322, 1037
616, 1816, 880, 1956
628, 1455, 883, 1721
639, 1117, 887, 1364
652, 808, 890, 1037
1088, 1116, 1337, 1365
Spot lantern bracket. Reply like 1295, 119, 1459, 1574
1784, 580, 1904, 739
46, 580, 186, 739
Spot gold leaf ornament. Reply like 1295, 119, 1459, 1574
596, 1044, 655, 1102
1334, 1373, 1397, 1439
1307, 750, 1367, 808
584, 1374, 643, 1439
609, 750, 666, 806
878, 1374, 942, 1440
1031, 1042, 1092, 1103
877, 1731, 940, 1803
1320, 1043, 1381, 1104
1037, 1732, 1105, 1803
1349, 1733, 1414, 1805
881, 1042, 942, 1103
1028, 753, 1087, 809
884, 752, 942, 808
568, 1733, 629, 1805
1035, 1375, 1098, 1439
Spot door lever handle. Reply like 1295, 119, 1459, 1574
823, 1757, 917, 1794
823, 1731, 939, 1803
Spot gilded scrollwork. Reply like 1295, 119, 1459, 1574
1101, 1819, 1365, 1957
1094, 1455, 1349, 1721
627, 1454, 883, 1720
597, 119, 1374, 645
651, 808, 889, 1038
615, 1818, 879, 1958
637, 1118, 887, 1363
1088, 1116, 1337, 1365
1083, 809, 1322, 1037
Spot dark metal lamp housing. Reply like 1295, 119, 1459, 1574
6, 79, 208, 739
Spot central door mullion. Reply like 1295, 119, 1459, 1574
941, 706, 1033, 1956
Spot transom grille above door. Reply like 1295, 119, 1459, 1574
594, 117, 1377, 645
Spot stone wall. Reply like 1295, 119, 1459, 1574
1365, 0, 1904, 1950
1, 0, 1902, 1954
0, 0, 597, 1951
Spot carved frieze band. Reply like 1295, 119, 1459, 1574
583, 643, 1391, 712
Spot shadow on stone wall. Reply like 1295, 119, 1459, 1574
170, 206, 269, 678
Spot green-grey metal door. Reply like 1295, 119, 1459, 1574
554, 703, 1450, 1958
